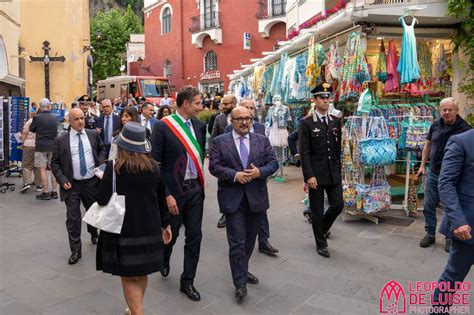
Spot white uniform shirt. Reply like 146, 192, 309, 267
70, 129, 95, 180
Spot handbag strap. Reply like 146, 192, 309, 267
112, 159, 116, 194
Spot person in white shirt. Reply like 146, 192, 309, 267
140, 102, 159, 133
160, 93, 172, 107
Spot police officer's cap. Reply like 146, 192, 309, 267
75, 95, 90, 102
311, 83, 333, 98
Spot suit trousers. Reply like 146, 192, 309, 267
226, 194, 263, 287
65, 177, 99, 254
431, 239, 474, 315
258, 212, 270, 246
308, 182, 344, 249
163, 180, 204, 285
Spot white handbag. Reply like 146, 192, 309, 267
82, 160, 126, 234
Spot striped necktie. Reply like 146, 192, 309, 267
77, 133, 87, 176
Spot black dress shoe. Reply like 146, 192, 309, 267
247, 272, 259, 284
180, 284, 201, 301
160, 266, 170, 277
235, 285, 247, 300
324, 231, 331, 239
68, 252, 82, 265
91, 236, 98, 245
258, 241, 279, 255
317, 247, 330, 258
217, 214, 226, 228
419, 234, 435, 248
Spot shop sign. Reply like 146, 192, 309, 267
200, 70, 221, 81
243, 32, 251, 50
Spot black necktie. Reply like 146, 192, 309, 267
321, 116, 328, 127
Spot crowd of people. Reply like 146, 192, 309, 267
16, 85, 473, 315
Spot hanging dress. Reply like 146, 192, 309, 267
397, 16, 421, 84
376, 39, 388, 83
416, 41, 433, 92
262, 66, 274, 104
339, 32, 371, 101
325, 41, 342, 84
385, 40, 400, 93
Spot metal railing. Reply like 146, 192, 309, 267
256, 0, 287, 19
189, 11, 221, 33
364, 0, 414, 5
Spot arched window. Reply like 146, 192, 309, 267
204, 50, 217, 71
162, 7, 172, 34
164, 59, 172, 77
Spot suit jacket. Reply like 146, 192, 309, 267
298, 114, 342, 185
438, 129, 474, 244
150, 117, 206, 206
208, 112, 220, 135
140, 115, 159, 133
211, 113, 229, 140
209, 132, 278, 214
224, 122, 266, 135
50, 129, 107, 201
95, 114, 120, 143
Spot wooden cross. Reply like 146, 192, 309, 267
30, 41, 66, 99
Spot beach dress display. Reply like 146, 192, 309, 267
385, 40, 400, 92
397, 16, 421, 84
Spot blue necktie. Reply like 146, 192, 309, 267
239, 136, 249, 168
104, 116, 110, 145
77, 133, 87, 176
185, 121, 198, 177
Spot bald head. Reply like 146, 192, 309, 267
221, 94, 237, 115
69, 108, 85, 132
231, 107, 252, 136
239, 98, 256, 117
101, 99, 113, 116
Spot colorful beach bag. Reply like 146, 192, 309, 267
359, 117, 397, 166
405, 121, 431, 151
356, 167, 391, 214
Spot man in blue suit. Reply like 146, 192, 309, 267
139, 102, 159, 133
432, 129, 474, 315
224, 99, 279, 256
95, 99, 120, 155
209, 106, 279, 300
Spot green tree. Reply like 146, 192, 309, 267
90, 5, 143, 85
447, 0, 473, 100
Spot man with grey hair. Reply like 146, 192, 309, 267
418, 97, 471, 251
30, 98, 59, 200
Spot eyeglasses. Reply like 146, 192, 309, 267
232, 117, 253, 123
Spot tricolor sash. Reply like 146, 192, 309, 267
162, 114, 204, 186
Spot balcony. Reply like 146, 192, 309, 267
256, 0, 287, 38
190, 12, 223, 48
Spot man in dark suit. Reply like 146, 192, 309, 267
224, 99, 279, 255
209, 106, 278, 300
298, 83, 343, 258
150, 85, 206, 302
51, 108, 107, 265
213, 94, 238, 228
95, 99, 119, 155
139, 102, 159, 134
432, 129, 474, 315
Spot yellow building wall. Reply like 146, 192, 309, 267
20, 0, 90, 104
0, 0, 21, 78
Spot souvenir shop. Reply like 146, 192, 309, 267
229, 17, 458, 221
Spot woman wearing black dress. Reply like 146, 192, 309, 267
96, 122, 172, 315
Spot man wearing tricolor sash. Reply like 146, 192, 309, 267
150, 86, 206, 302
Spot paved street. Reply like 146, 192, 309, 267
1, 165, 473, 315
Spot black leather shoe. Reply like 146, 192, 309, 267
324, 231, 331, 239
91, 236, 98, 245
160, 266, 170, 277
217, 214, 226, 228
445, 238, 452, 253
247, 272, 259, 284
50, 191, 59, 199
317, 247, 330, 258
259, 241, 279, 255
419, 234, 435, 248
180, 284, 201, 301
235, 285, 247, 300
68, 252, 81, 265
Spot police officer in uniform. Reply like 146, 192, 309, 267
298, 83, 344, 258
77, 95, 97, 129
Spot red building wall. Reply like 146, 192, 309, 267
139, 0, 286, 93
